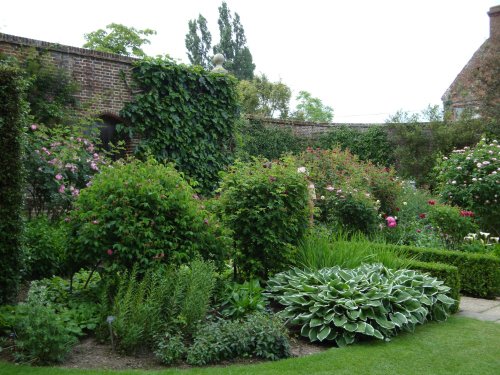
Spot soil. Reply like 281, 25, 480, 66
53, 335, 327, 371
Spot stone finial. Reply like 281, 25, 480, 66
211, 53, 227, 73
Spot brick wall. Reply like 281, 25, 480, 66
246, 115, 385, 137
0, 32, 136, 118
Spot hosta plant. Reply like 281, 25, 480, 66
266, 263, 454, 347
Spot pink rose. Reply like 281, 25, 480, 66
58, 184, 65, 193
55, 173, 63, 181
107, 249, 113, 256
30, 124, 37, 131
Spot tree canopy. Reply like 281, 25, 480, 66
185, 2, 255, 80
293, 91, 334, 122
83, 23, 156, 57
238, 74, 291, 119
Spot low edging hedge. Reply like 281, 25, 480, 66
385, 244, 500, 299
404, 259, 460, 313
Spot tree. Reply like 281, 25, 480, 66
83, 23, 156, 57
185, 15, 213, 70
238, 74, 291, 118
293, 91, 334, 122
186, 2, 255, 79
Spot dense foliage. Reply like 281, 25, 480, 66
102, 261, 216, 354
120, 56, 239, 193
298, 147, 401, 233
434, 139, 500, 234
384, 244, 500, 299
68, 159, 230, 275
0, 65, 26, 305
22, 216, 69, 280
24, 123, 107, 219
186, 313, 290, 365
218, 157, 310, 279
83, 23, 156, 57
267, 264, 454, 347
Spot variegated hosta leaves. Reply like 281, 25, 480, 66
266, 263, 454, 347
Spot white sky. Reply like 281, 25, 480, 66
1, 0, 497, 123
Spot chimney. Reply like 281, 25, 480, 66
487, 5, 500, 41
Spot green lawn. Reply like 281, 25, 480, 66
1, 317, 499, 375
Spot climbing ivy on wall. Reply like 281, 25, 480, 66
120, 56, 239, 193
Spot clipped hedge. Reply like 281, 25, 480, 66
382, 244, 500, 299
404, 259, 460, 313
0, 65, 26, 304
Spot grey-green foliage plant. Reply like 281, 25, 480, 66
106, 260, 216, 354
266, 264, 454, 347
186, 313, 291, 365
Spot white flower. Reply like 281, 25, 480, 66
403, 201, 407, 206
451, 180, 456, 184
457, 166, 462, 170
326, 185, 334, 192
480, 232, 490, 238
297, 167, 307, 174
482, 161, 490, 165
477, 163, 482, 168
320, 195, 325, 200
472, 177, 477, 181
443, 157, 448, 160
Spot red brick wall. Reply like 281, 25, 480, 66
0, 32, 135, 118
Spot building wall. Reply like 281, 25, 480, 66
0, 32, 136, 118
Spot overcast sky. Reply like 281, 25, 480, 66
1, 0, 497, 123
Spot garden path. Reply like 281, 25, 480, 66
457, 296, 500, 323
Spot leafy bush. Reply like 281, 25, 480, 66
386, 112, 494, 187
267, 264, 454, 347
186, 313, 291, 365
236, 119, 306, 161
383, 244, 500, 299
298, 147, 401, 233
434, 139, 500, 235
120, 56, 239, 193
68, 159, 230, 275
317, 126, 394, 166
24, 123, 108, 219
22, 216, 69, 280
104, 260, 216, 354
220, 279, 266, 319
0, 65, 27, 305
427, 204, 478, 249
1, 287, 78, 364
154, 333, 186, 365
218, 157, 310, 279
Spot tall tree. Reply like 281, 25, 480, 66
186, 2, 255, 79
238, 74, 291, 118
83, 23, 156, 57
293, 91, 334, 122
185, 15, 213, 70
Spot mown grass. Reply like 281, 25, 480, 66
1, 317, 499, 375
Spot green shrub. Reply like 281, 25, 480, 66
69, 159, 230, 275
434, 139, 500, 235
267, 264, 454, 347
236, 119, 306, 161
0, 65, 27, 305
22, 216, 69, 280
24, 123, 108, 219
427, 204, 478, 249
298, 147, 401, 233
220, 279, 266, 319
120, 56, 239, 193
383, 244, 500, 298
104, 260, 216, 354
1, 287, 78, 364
154, 333, 186, 365
218, 157, 310, 280
317, 126, 394, 166
186, 313, 291, 365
